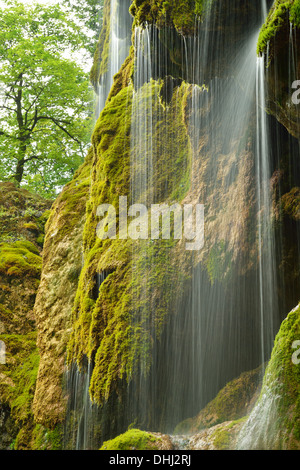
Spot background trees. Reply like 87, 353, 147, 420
0, 0, 96, 198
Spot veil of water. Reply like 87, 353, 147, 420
64, 0, 300, 448
96, 0, 132, 117
126, 1, 277, 432
63, 0, 132, 450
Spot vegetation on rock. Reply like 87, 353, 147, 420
0, 183, 51, 449
100, 429, 163, 450
174, 366, 263, 434
237, 304, 300, 449
257, 0, 300, 55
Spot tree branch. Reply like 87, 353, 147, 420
36, 116, 80, 143
24, 154, 41, 163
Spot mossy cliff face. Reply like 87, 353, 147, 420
129, 0, 202, 35
64, 0, 270, 439
66, 79, 192, 413
30, 0, 300, 447
237, 304, 300, 450
129, 0, 267, 87
258, 0, 300, 139
258, 0, 300, 315
90, 0, 111, 90
32, 150, 92, 429
129, 0, 264, 35
0, 183, 51, 449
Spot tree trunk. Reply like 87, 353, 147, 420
14, 141, 27, 185
15, 157, 25, 184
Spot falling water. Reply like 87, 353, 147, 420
64, 0, 300, 448
63, 2, 131, 448
236, 13, 300, 450
255, 54, 278, 368
126, 1, 279, 432
96, 0, 132, 117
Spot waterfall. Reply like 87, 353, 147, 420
126, 2, 279, 432
63, 362, 102, 450
255, 54, 278, 368
96, 0, 132, 117
63, 1, 132, 450
236, 12, 300, 451
64, 0, 300, 449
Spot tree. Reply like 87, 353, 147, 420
0, 1, 94, 197
61, 0, 105, 55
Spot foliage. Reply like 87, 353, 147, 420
61, 0, 105, 55
290, 0, 300, 26
0, 0, 94, 197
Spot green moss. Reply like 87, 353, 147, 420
0, 240, 41, 277
100, 429, 162, 450
31, 424, 63, 450
130, 0, 213, 35
67, 80, 192, 406
0, 332, 38, 418
23, 221, 39, 232
0, 182, 51, 248
174, 366, 262, 434
207, 240, 232, 284
281, 187, 300, 220
290, 0, 300, 26
194, 0, 213, 16
212, 417, 248, 450
0, 331, 40, 449
36, 210, 51, 234
42, 149, 92, 249
257, 0, 299, 55
255, 304, 300, 448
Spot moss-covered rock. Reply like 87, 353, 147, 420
100, 428, 173, 450
129, 0, 213, 35
187, 418, 247, 450
32, 150, 92, 429
258, 0, 300, 140
66, 76, 193, 412
0, 182, 51, 247
174, 366, 263, 434
257, 0, 300, 55
0, 333, 39, 449
237, 304, 300, 449
0, 183, 51, 449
